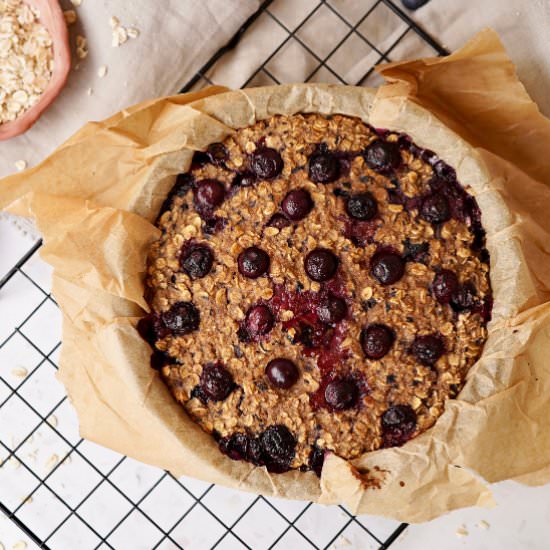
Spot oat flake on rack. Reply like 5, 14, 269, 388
0, 0, 54, 124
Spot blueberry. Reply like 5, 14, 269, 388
412, 334, 445, 366
361, 324, 395, 359
160, 302, 200, 334
317, 295, 347, 324
194, 179, 225, 212
432, 270, 459, 304
420, 193, 451, 224
364, 140, 401, 172
265, 358, 300, 389
219, 433, 263, 466
346, 192, 378, 221
206, 142, 228, 165
325, 379, 359, 411
370, 251, 405, 285
260, 425, 296, 472
137, 314, 160, 346
238, 247, 270, 278
180, 244, 213, 279
451, 283, 477, 312
281, 189, 313, 220
433, 160, 456, 182
381, 404, 416, 447
308, 151, 340, 183
308, 445, 325, 477
200, 363, 234, 401
304, 249, 339, 282
267, 213, 291, 229
250, 147, 284, 179
232, 171, 256, 188
246, 305, 274, 337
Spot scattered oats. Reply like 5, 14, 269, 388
455, 525, 469, 537
86, 87, 93, 96
477, 520, 490, 530
25, 449, 37, 463
14, 160, 27, 172
7, 456, 20, 469
20, 495, 32, 504
45, 453, 59, 471
97, 65, 108, 78
0, 0, 54, 123
63, 9, 77, 25
112, 25, 128, 47
109, 16, 140, 47
47, 414, 58, 427
337, 535, 352, 547
12, 542, 27, 550
11, 366, 28, 378
76, 34, 88, 59
70, 0, 81, 6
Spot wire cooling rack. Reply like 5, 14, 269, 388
0, 1, 448, 548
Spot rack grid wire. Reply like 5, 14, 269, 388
0, 1, 447, 548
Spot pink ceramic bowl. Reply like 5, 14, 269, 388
0, 0, 71, 141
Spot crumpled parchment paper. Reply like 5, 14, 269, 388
2, 29, 550, 523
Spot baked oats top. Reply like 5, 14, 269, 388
139, 113, 492, 475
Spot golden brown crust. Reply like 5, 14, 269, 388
144, 113, 491, 471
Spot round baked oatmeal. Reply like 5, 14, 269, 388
139, 113, 492, 475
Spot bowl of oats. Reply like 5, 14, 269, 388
0, 0, 70, 140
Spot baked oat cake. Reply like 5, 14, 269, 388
138, 112, 492, 475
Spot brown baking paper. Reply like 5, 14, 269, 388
2, 29, 550, 523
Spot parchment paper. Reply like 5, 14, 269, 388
2, 29, 550, 523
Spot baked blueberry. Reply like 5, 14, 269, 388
281, 189, 313, 220
238, 247, 270, 278
364, 140, 401, 172
267, 213, 291, 229
317, 295, 347, 324
206, 142, 228, 165
137, 314, 160, 346
308, 445, 325, 477
250, 147, 284, 179
304, 249, 339, 281
381, 404, 416, 447
180, 244, 213, 279
200, 363, 234, 401
160, 302, 200, 334
265, 358, 299, 389
219, 433, 263, 465
194, 179, 225, 212
361, 324, 394, 359
325, 379, 359, 411
232, 171, 256, 188
412, 334, 445, 366
260, 425, 296, 472
346, 192, 377, 220
432, 270, 459, 304
451, 283, 477, 312
371, 251, 405, 285
433, 160, 456, 182
246, 305, 274, 337
420, 193, 451, 224
308, 150, 340, 183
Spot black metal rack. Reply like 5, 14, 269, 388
0, 1, 447, 548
